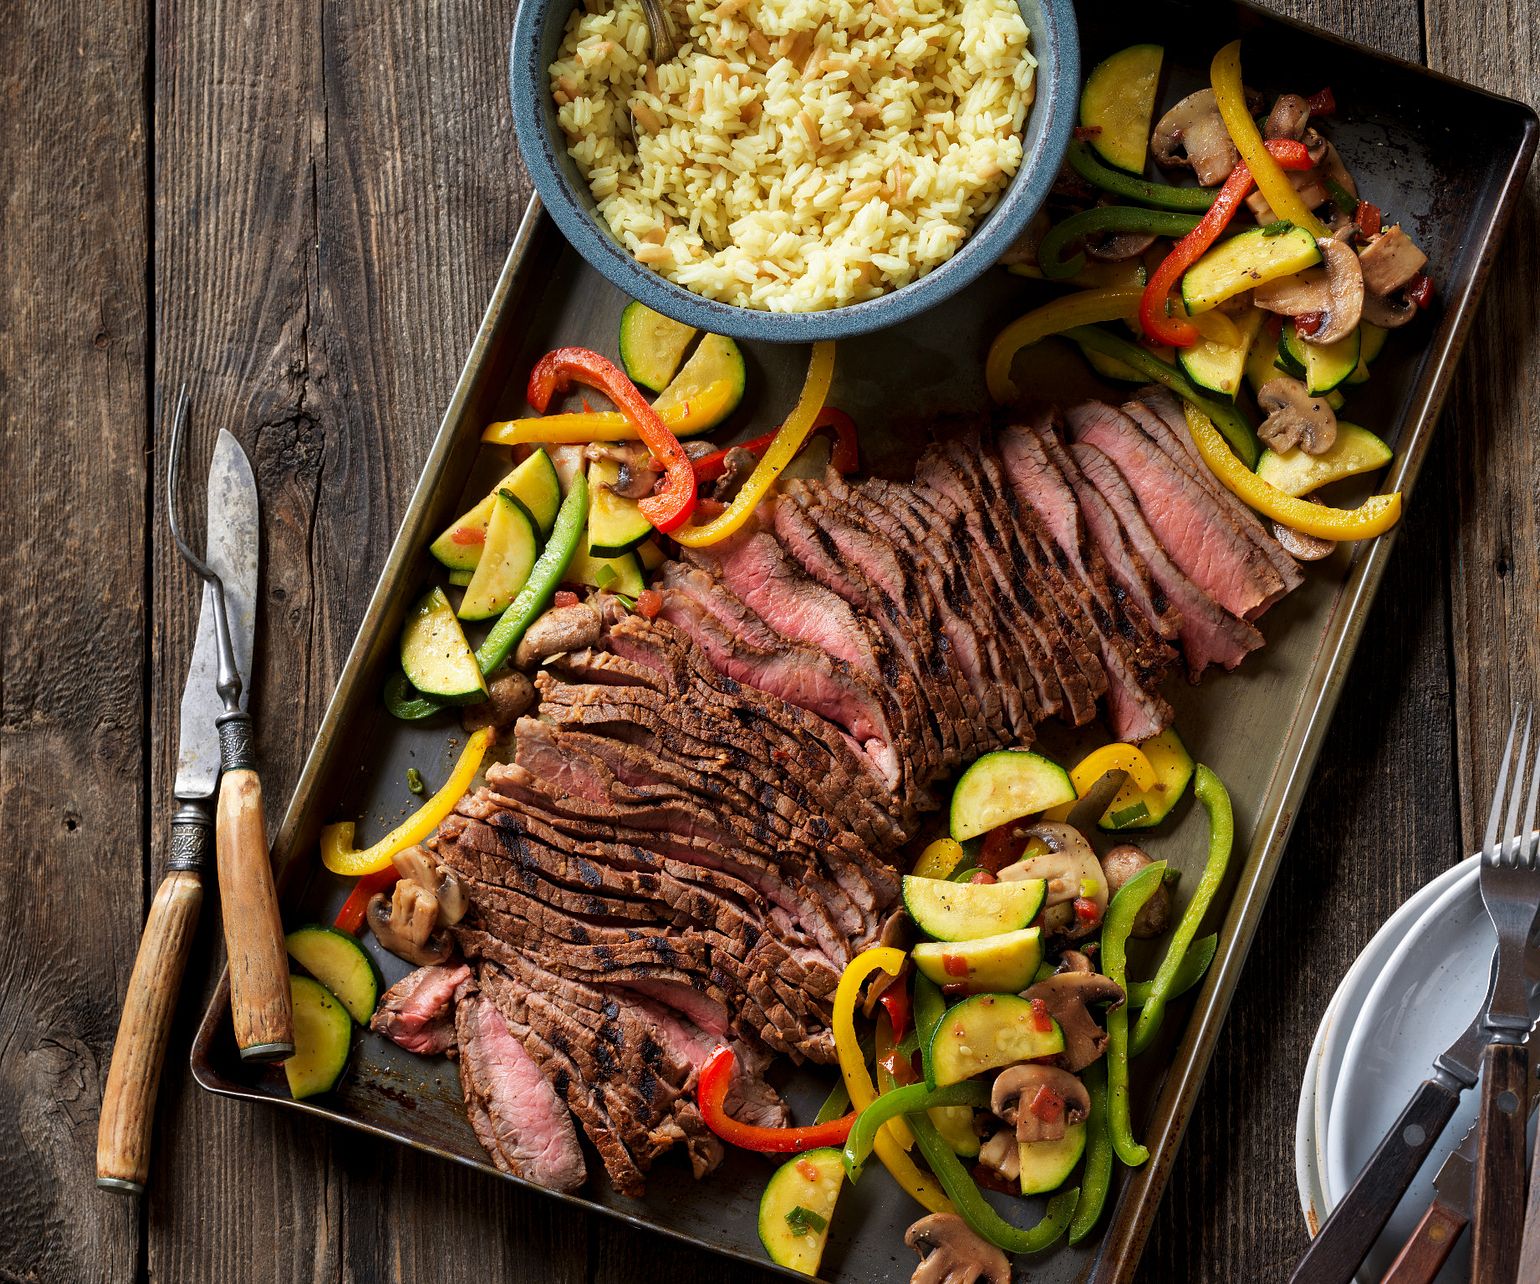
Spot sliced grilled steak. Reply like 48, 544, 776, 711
1071, 442, 1264, 678
371, 962, 472, 1056
456, 992, 588, 1191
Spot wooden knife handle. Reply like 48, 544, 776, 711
96, 867, 203, 1192
215, 725, 293, 1061
1471, 1039, 1528, 1283
1380, 1200, 1468, 1284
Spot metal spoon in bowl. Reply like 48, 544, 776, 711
639, 0, 678, 64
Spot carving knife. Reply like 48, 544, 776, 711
97, 423, 288, 1193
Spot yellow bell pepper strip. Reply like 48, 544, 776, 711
1067, 1060, 1112, 1245
483, 376, 740, 445
985, 288, 1144, 404
832, 947, 953, 1214
320, 726, 495, 876
1042, 742, 1159, 821
671, 341, 836, 548
912, 837, 966, 880
1182, 402, 1402, 539
1102, 860, 1166, 1167
1130, 766, 1234, 1057
1211, 41, 1330, 239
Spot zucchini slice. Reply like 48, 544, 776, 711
913, 928, 1044, 995
284, 974, 353, 1099
566, 546, 646, 598
758, 1148, 844, 1276
1099, 727, 1194, 830
1273, 320, 1308, 379
586, 458, 653, 558
652, 333, 746, 437
1255, 423, 1393, 497
1302, 326, 1361, 395
447, 568, 474, 587
459, 491, 540, 621
1246, 324, 1284, 398
1020, 1122, 1087, 1196
619, 300, 697, 393
636, 539, 666, 572
1181, 225, 1323, 314
400, 587, 487, 703
501, 448, 562, 536
286, 925, 381, 1024
427, 450, 560, 570
949, 749, 1075, 842
901, 874, 1047, 941
1079, 45, 1164, 175
428, 492, 496, 572
1345, 321, 1388, 385
1178, 305, 1265, 401
929, 993, 1064, 1086
930, 1105, 982, 1158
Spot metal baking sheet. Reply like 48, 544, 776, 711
192, 2, 1537, 1278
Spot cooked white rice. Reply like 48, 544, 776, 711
548, 0, 1035, 312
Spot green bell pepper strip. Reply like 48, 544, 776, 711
907, 1110, 1079, 1254
1064, 326, 1261, 468
1067, 1060, 1113, 1246
842, 1081, 990, 1180
1103, 860, 1167, 1168
1127, 933, 1218, 1010
1038, 207, 1202, 281
476, 474, 589, 672
1066, 141, 1218, 213
815, 1077, 852, 1125
912, 974, 946, 1089
1130, 766, 1234, 1057
382, 670, 444, 721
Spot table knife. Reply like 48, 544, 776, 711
96, 427, 283, 1193
1290, 948, 1499, 1283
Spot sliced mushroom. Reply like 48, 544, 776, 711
1317, 142, 1358, 202
393, 845, 470, 926
1301, 126, 1329, 166
862, 909, 912, 1016
905, 1213, 1011, 1284
1274, 495, 1337, 561
1263, 93, 1311, 141
1023, 970, 1127, 1070
1358, 225, 1427, 297
1361, 288, 1418, 329
997, 822, 1106, 939
514, 601, 602, 669
992, 1064, 1092, 1143
711, 446, 760, 503
976, 1129, 1021, 1184
1257, 377, 1339, 455
1305, 238, 1365, 345
367, 880, 452, 966
1244, 168, 1330, 224
1100, 843, 1171, 938
462, 669, 536, 736
1151, 90, 1241, 187
1253, 267, 1330, 316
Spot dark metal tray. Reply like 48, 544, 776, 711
192, 2, 1536, 1278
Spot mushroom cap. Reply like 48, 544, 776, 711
1151, 89, 1240, 187
992, 1064, 1092, 1142
1310, 238, 1366, 345
1362, 288, 1419, 329
1024, 970, 1126, 1071
1263, 93, 1311, 141
367, 881, 453, 966
997, 822, 1106, 939
904, 1213, 1011, 1284
1257, 377, 1339, 455
1274, 498, 1337, 561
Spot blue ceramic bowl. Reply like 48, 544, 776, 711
510, 0, 1078, 343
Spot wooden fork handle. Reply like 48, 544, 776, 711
1516, 1087, 1540, 1281
1471, 1039, 1528, 1283
1380, 1199, 1468, 1284
215, 713, 293, 1061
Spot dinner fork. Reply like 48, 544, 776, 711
1470, 705, 1540, 1283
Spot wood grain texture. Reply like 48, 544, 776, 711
1470, 1040, 1529, 1283
1382, 1200, 1468, 1284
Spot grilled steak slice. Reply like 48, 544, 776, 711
1071, 442, 1264, 678
1125, 388, 1304, 597
1018, 417, 1182, 643
371, 962, 472, 1056
1066, 401, 1287, 620
455, 992, 588, 1191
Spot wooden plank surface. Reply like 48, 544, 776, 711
1, 0, 1534, 1278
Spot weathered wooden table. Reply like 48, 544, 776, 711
3, 0, 1535, 1277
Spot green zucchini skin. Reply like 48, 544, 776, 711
1181, 225, 1322, 314
949, 749, 1075, 842
586, 458, 652, 558
400, 587, 486, 704
1019, 1121, 1088, 1196
901, 874, 1047, 942
286, 926, 381, 1025
284, 974, 353, 1099
757, 1147, 843, 1274
619, 300, 696, 393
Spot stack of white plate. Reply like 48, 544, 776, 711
1295, 856, 1489, 1283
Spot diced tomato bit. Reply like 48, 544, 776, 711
553, 590, 580, 608
1265, 312, 1284, 337
1295, 311, 1326, 338
1071, 124, 1103, 141
637, 588, 664, 620
979, 825, 1024, 872
449, 526, 485, 546
1408, 272, 1435, 309
1354, 200, 1382, 239
1030, 997, 1053, 1032
1307, 86, 1337, 115
941, 952, 970, 978
1073, 896, 1102, 925
796, 1158, 820, 1182
1028, 1085, 1065, 1124
968, 869, 998, 885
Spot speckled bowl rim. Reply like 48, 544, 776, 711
509, 0, 1079, 343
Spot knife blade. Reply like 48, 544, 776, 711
98, 423, 262, 1194
175, 429, 258, 800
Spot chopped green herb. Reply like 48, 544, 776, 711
1108, 800, 1150, 828
1323, 178, 1357, 216
613, 592, 638, 611
1163, 867, 1182, 886
1261, 219, 1296, 238
405, 767, 426, 796
594, 563, 618, 589
785, 1205, 828, 1237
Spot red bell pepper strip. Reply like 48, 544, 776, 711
334, 867, 400, 934
1408, 272, 1435, 309
879, 983, 911, 1041
1138, 138, 1314, 348
1354, 199, 1382, 239
526, 347, 697, 533
691, 408, 860, 483
1306, 86, 1337, 116
697, 1045, 856, 1151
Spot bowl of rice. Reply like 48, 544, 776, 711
510, 0, 1077, 341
